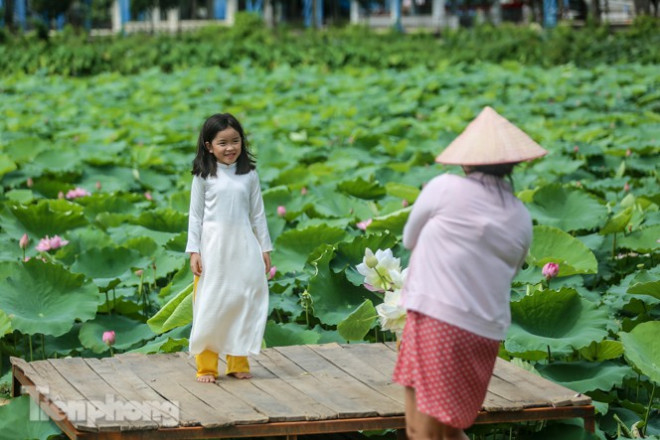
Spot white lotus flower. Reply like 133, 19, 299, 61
375, 289, 406, 333
356, 248, 403, 291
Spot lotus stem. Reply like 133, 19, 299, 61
612, 233, 617, 259
41, 334, 46, 359
104, 291, 110, 314
643, 383, 656, 436
28, 334, 33, 362
547, 345, 552, 363
613, 413, 633, 438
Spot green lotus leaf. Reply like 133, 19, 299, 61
618, 224, 660, 253
579, 340, 624, 362
23, 147, 83, 175
527, 184, 607, 232
78, 192, 141, 220
308, 245, 379, 325
128, 326, 190, 354
158, 264, 193, 302
107, 225, 178, 246
168, 190, 191, 213
79, 314, 156, 354
0, 395, 61, 439
164, 232, 187, 253
42, 324, 83, 357
528, 225, 598, 276
506, 287, 610, 356
337, 177, 386, 200
147, 282, 193, 334
0, 153, 17, 178
0, 260, 98, 336
0, 308, 11, 336
338, 299, 377, 341
273, 224, 346, 274
531, 422, 600, 440
269, 290, 302, 318
0, 199, 87, 239
600, 206, 634, 235
134, 209, 187, 233
264, 321, 321, 347
619, 321, 660, 384
5, 189, 34, 204
536, 361, 634, 393
627, 269, 660, 300
385, 182, 420, 203
368, 207, 411, 235
308, 185, 373, 220
71, 246, 149, 290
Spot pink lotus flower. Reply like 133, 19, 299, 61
268, 266, 277, 280
19, 233, 29, 249
542, 262, 560, 280
573, 145, 579, 153
356, 219, 372, 231
277, 206, 286, 217
35, 235, 69, 252
624, 182, 630, 192
402, 199, 409, 208
301, 187, 308, 195
65, 187, 91, 199
144, 192, 153, 201
102, 330, 116, 346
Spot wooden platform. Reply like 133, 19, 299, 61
11, 343, 594, 439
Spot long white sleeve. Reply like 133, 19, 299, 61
185, 175, 205, 254
249, 171, 273, 252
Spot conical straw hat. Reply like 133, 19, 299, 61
436, 106, 548, 165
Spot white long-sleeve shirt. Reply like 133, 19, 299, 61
401, 172, 532, 341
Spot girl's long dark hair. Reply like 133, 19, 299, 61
191, 113, 256, 178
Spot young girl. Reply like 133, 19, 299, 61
393, 107, 547, 439
185, 113, 272, 383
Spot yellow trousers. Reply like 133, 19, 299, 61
193, 276, 250, 378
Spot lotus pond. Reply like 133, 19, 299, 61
0, 61, 658, 439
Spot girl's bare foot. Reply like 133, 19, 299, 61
197, 374, 216, 383
228, 372, 252, 379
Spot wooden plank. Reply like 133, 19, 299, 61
309, 343, 404, 406
25, 359, 115, 432
275, 345, 401, 416
257, 347, 374, 419
113, 353, 232, 428
117, 353, 268, 427
248, 353, 339, 421
492, 358, 591, 407
85, 358, 179, 428
11, 357, 88, 439
177, 352, 311, 423
48, 357, 158, 432
342, 342, 399, 367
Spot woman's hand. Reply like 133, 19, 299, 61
262, 252, 271, 275
190, 252, 202, 276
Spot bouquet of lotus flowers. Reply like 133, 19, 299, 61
356, 248, 408, 336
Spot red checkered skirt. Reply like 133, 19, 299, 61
392, 310, 500, 429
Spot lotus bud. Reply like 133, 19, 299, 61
624, 182, 630, 192
96, 181, 102, 190
268, 266, 277, 280
135, 269, 144, 276
402, 199, 409, 208
301, 187, 308, 195
19, 233, 29, 249
144, 192, 153, 201
365, 254, 379, 269
356, 219, 372, 231
573, 145, 579, 153
102, 330, 116, 346
58, 191, 64, 199
542, 262, 560, 280
625, 149, 631, 157
277, 206, 286, 217
26, 178, 33, 188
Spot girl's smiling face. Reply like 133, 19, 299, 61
206, 127, 242, 166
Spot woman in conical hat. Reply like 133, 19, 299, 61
392, 107, 547, 440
